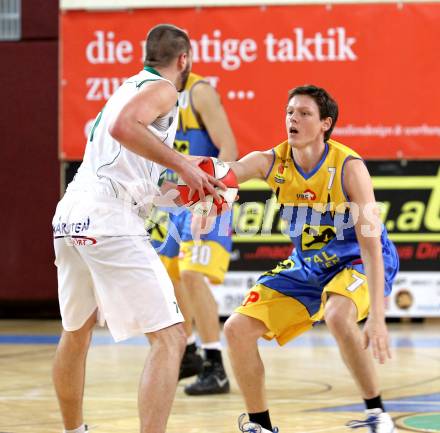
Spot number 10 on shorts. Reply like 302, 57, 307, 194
191, 244, 211, 266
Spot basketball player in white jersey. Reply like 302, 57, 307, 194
51, 24, 224, 433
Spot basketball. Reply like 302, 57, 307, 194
177, 157, 238, 216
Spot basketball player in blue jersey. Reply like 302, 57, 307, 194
224, 85, 399, 433
150, 72, 238, 395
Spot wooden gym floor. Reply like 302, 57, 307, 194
0, 319, 439, 433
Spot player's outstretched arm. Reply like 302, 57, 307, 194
344, 158, 391, 364
192, 82, 238, 161
228, 150, 274, 184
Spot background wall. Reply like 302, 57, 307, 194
0, 0, 59, 315
0, 0, 438, 319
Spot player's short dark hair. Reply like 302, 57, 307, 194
288, 85, 339, 141
144, 24, 191, 68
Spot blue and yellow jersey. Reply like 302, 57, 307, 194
151, 73, 233, 283
162, 73, 219, 184
175, 73, 220, 157
262, 139, 393, 287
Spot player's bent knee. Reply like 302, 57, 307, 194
224, 314, 263, 345
325, 304, 357, 337
223, 318, 240, 346
148, 323, 186, 354
324, 294, 358, 334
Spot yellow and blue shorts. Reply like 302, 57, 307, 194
236, 252, 398, 346
148, 207, 232, 284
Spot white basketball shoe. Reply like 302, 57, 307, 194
238, 413, 279, 433
347, 409, 397, 432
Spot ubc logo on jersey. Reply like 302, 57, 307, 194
174, 139, 190, 154
301, 224, 336, 250
297, 189, 316, 200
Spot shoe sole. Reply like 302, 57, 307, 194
184, 385, 230, 396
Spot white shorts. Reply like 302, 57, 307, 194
53, 193, 184, 342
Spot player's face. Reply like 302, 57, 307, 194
286, 95, 331, 148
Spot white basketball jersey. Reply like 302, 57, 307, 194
68, 69, 178, 211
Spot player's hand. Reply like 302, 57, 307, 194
362, 316, 392, 364
177, 157, 226, 202
181, 155, 209, 164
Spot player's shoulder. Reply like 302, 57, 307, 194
190, 72, 216, 95
129, 68, 171, 88
185, 72, 210, 94
327, 138, 362, 160
188, 72, 206, 84
271, 140, 290, 158
134, 74, 177, 117
190, 76, 220, 112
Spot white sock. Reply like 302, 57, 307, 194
201, 341, 222, 351
186, 334, 197, 345
64, 425, 87, 433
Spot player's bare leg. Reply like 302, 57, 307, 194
52, 311, 97, 430
172, 278, 204, 380
324, 294, 379, 398
224, 313, 269, 412
172, 278, 194, 337
140, 323, 186, 433
180, 270, 219, 343
325, 295, 397, 432
181, 269, 230, 394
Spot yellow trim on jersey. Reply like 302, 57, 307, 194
265, 139, 361, 209
178, 72, 208, 132
179, 240, 230, 284
236, 267, 370, 346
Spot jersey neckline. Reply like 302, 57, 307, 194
143, 66, 162, 77
291, 141, 329, 180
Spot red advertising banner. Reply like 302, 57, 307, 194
61, 3, 440, 160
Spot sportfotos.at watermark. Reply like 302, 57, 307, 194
146, 193, 384, 253
52, 180, 383, 248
